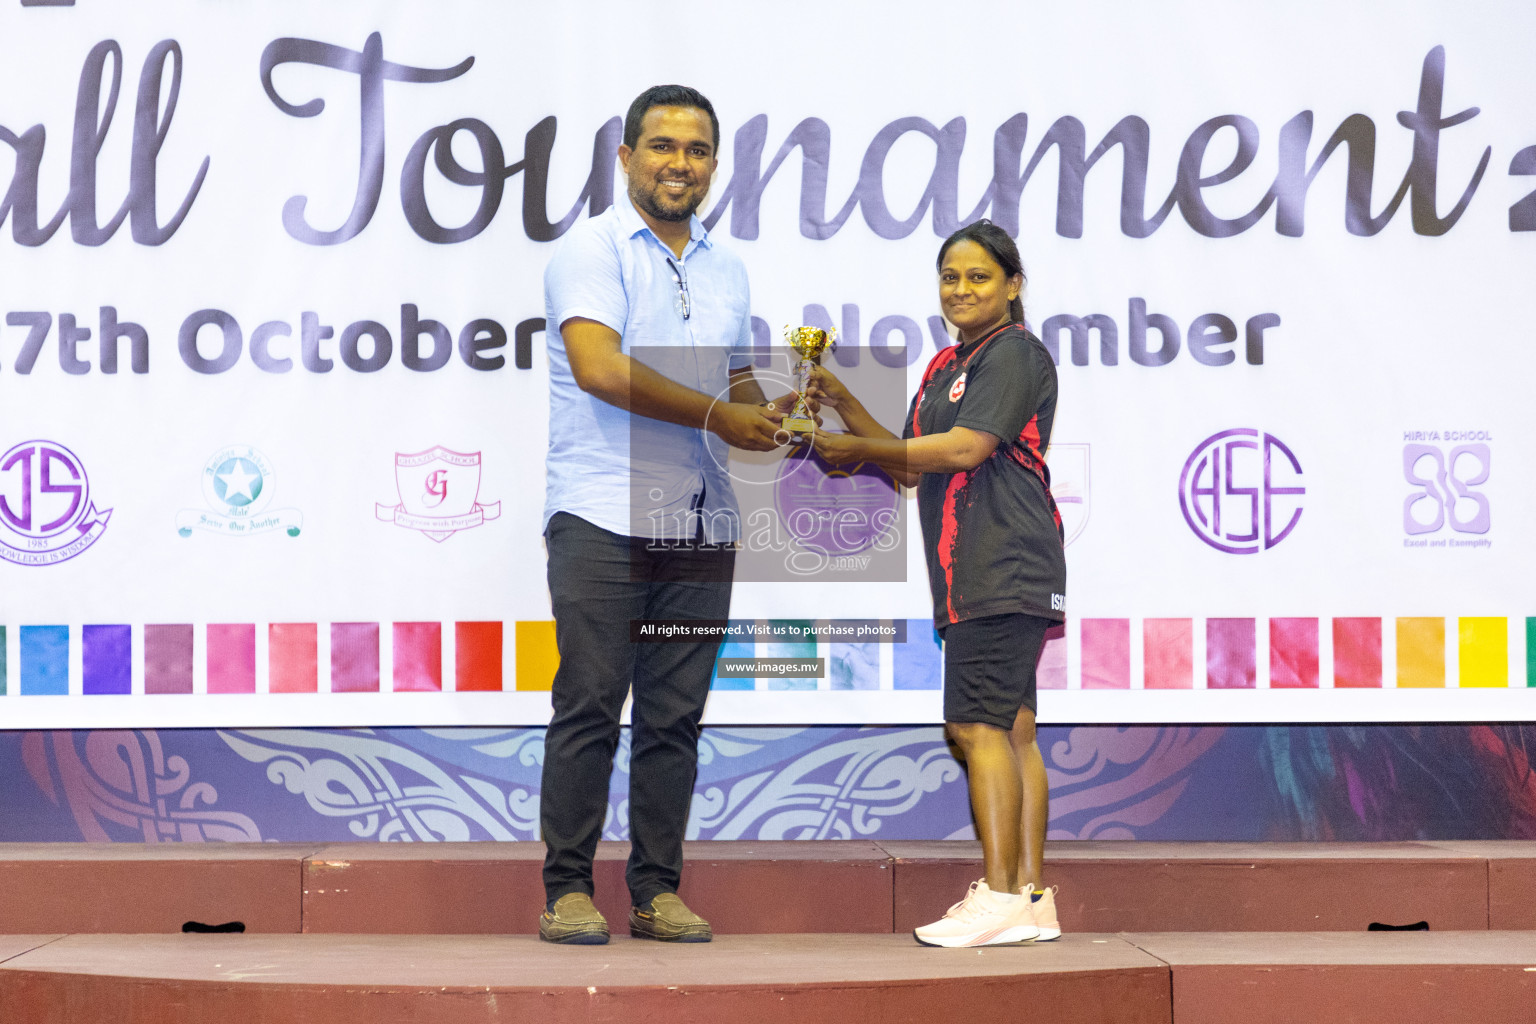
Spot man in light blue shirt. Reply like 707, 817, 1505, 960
539, 85, 790, 945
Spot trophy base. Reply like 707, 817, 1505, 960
781, 415, 815, 438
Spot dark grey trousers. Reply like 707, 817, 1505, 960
540, 512, 733, 906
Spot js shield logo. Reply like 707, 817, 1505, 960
177, 445, 302, 538
0, 440, 112, 565
1046, 443, 1090, 546
1179, 428, 1304, 554
376, 447, 501, 542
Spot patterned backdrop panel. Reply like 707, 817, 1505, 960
1, 724, 1533, 843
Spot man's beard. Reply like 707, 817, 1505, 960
630, 179, 702, 223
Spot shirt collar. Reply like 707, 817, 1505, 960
616, 192, 713, 253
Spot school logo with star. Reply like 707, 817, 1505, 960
177, 445, 303, 538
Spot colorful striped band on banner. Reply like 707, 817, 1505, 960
513, 621, 556, 692
269, 624, 318, 694
20, 626, 68, 696
1529, 618, 1535, 688
145, 624, 194, 695
0, 615, 1529, 703
1206, 618, 1256, 689
1269, 617, 1319, 688
1396, 617, 1444, 688
1459, 617, 1507, 688
893, 621, 941, 691
208, 624, 256, 694
456, 621, 503, 691
1333, 618, 1382, 688
82, 624, 131, 695
1081, 618, 1130, 689
766, 620, 816, 691
830, 633, 880, 690
711, 624, 755, 691
1039, 622, 1069, 690
394, 622, 443, 692
331, 623, 380, 693
1144, 618, 1193, 689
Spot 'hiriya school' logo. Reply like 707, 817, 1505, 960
177, 445, 302, 538
1402, 431, 1491, 549
0, 440, 112, 566
376, 446, 501, 542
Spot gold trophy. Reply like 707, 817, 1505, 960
781, 325, 836, 440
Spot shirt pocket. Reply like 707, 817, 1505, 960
618, 257, 682, 354
685, 283, 749, 346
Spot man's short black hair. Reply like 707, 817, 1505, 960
624, 85, 720, 153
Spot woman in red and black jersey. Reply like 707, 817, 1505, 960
812, 220, 1066, 948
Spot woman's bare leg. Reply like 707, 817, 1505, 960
1009, 707, 1048, 891
947, 720, 1022, 894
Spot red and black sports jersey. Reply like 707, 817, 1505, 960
903, 323, 1066, 629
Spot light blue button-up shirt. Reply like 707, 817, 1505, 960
543, 194, 754, 542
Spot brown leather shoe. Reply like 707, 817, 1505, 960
629, 893, 712, 942
539, 892, 609, 944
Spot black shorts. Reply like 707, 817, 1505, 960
940, 613, 1053, 728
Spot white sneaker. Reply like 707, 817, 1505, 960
1026, 885, 1061, 941
913, 879, 1040, 947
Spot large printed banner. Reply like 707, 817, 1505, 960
0, 1, 1532, 726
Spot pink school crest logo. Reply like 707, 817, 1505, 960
375, 447, 501, 542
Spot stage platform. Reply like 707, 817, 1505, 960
0, 841, 1532, 1022
1, 931, 1533, 1023
0, 933, 1172, 1024
0, 839, 1529, 934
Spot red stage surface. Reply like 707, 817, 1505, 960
0, 933, 1170, 1024
3, 931, 1535, 1023
1126, 931, 1536, 1024
0, 841, 1533, 1022
1467, 840, 1536, 928
1, 839, 1528, 935
887, 839, 1500, 932
303, 838, 895, 934
0, 842, 317, 933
